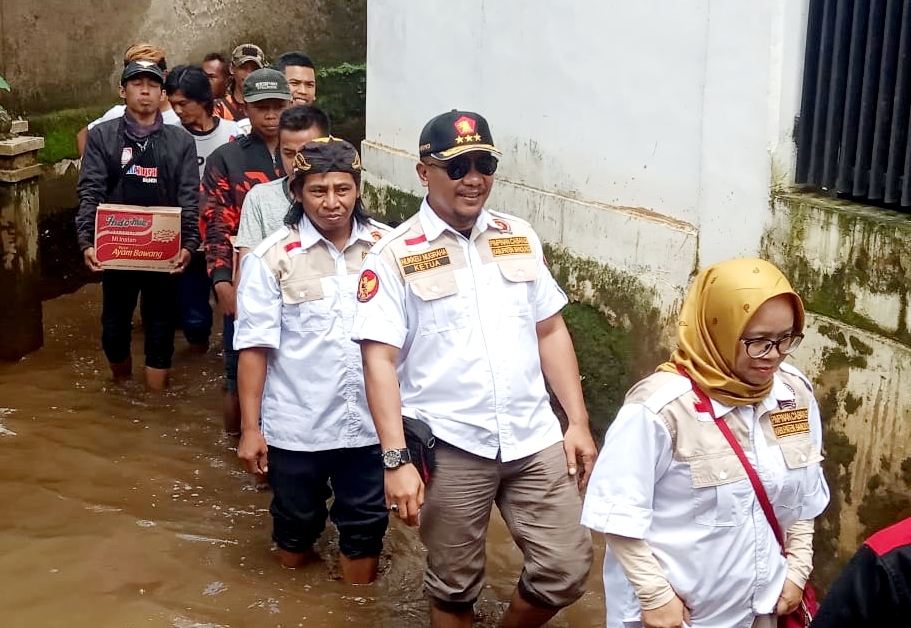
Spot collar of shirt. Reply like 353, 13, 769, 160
418, 197, 494, 241
701, 371, 792, 421
296, 217, 375, 253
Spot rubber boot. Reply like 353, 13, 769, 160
223, 390, 241, 436
339, 555, 379, 584
144, 366, 170, 390
110, 356, 132, 382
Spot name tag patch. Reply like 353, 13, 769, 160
769, 408, 810, 438
489, 236, 532, 256
399, 247, 450, 276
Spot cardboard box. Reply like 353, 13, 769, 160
95, 204, 182, 272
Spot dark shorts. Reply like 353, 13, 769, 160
267, 444, 388, 558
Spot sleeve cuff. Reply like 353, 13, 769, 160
351, 315, 407, 348
211, 267, 233, 285
581, 497, 652, 538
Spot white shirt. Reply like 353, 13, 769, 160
351, 199, 567, 462
234, 218, 388, 452
234, 177, 293, 250
87, 104, 181, 130
581, 364, 830, 628
187, 117, 242, 179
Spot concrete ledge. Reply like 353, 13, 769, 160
0, 164, 43, 183
0, 136, 45, 156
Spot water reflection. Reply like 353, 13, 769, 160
0, 284, 605, 627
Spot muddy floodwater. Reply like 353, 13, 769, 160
0, 284, 606, 628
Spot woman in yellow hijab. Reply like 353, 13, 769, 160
581, 259, 829, 628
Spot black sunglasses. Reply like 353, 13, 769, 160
426, 153, 498, 180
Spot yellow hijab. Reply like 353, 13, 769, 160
658, 258, 805, 406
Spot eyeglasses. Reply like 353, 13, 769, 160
425, 153, 498, 180
740, 333, 804, 358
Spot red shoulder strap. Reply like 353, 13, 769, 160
675, 365, 786, 552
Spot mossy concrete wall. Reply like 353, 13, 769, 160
0, 0, 365, 114
763, 193, 911, 586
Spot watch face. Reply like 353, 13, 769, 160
382, 449, 402, 469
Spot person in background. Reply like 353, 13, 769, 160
809, 516, 911, 627
76, 43, 180, 157
76, 61, 200, 390
353, 109, 596, 628
164, 65, 242, 353
581, 258, 830, 628
202, 52, 229, 99
234, 105, 330, 254
200, 68, 290, 436
213, 43, 264, 123
274, 51, 317, 106
235, 137, 390, 583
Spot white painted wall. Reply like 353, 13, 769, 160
365, 0, 810, 306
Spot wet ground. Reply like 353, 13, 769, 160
0, 284, 606, 628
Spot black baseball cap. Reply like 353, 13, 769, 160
121, 60, 165, 85
290, 136, 362, 191
419, 109, 501, 160
242, 68, 291, 103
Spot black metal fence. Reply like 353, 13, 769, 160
796, 0, 911, 208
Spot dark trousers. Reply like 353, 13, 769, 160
177, 251, 212, 346
222, 314, 238, 391
267, 444, 388, 558
101, 269, 177, 369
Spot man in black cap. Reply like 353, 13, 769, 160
200, 67, 291, 435
234, 137, 390, 582
353, 110, 596, 627
76, 60, 200, 390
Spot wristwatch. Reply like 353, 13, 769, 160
381, 447, 413, 470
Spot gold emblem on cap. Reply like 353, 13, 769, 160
293, 152, 312, 171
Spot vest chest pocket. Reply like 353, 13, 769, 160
280, 278, 329, 332
779, 434, 823, 470
688, 454, 752, 527
407, 270, 468, 335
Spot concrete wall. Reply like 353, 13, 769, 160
0, 0, 366, 113
364, 0, 911, 585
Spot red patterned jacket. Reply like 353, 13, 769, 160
200, 133, 280, 284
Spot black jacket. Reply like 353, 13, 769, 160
76, 117, 200, 252
810, 516, 911, 627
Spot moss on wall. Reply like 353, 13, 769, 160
27, 107, 108, 163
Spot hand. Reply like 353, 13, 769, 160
641, 595, 692, 628
237, 429, 269, 476
775, 578, 803, 615
83, 247, 103, 272
385, 463, 424, 527
169, 248, 192, 275
563, 423, 598, 491
214, 281, 236, 317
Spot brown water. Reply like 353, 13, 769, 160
0, 284, 606, 628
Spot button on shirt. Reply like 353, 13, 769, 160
581, 365, 830, 628
234, 218, 387, 452
351, 200, 567, 462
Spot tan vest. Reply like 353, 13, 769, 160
260, 223, 387, 306
625, 367, 824, 489
376, 210, 540, 301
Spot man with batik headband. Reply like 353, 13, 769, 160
234, 137, 390, 583
352, 110, 596, 627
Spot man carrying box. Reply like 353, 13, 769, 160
76, 60, 201, 390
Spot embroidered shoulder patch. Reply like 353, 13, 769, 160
357, 269, 379, 302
